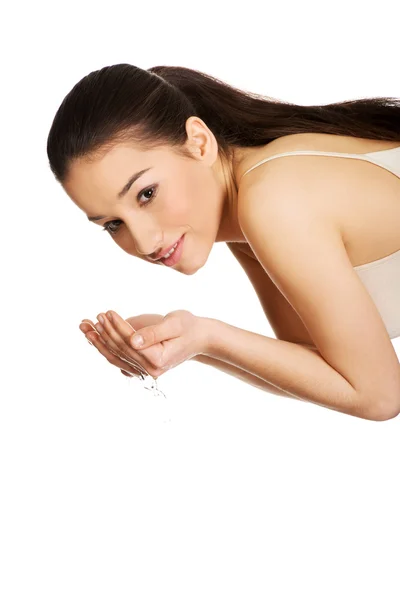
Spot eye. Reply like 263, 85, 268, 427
101, 185, 158, 235
101, 219, 123, 235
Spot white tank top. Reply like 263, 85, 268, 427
241, 146, 400, 339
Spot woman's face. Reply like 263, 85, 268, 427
63, 118, 241, 275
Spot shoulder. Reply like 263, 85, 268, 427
237, 151, 341, 232
236, 132, 362, 224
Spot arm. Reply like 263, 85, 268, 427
232, 171, 400, 421
201, 318, 397, 421
193, 351, 305, 399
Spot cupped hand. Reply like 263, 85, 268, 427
79, 309, 209, 379
79, 313, 164, 379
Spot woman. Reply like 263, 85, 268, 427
47, 63, 400, 421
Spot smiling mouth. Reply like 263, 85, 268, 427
157, 235, 185, 266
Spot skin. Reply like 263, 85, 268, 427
81, 311, 169, 379
64, 116, 257, 376
63, 116, 254, 275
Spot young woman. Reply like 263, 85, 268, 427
47, 64, 400, 421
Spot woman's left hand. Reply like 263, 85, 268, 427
82, 309, 210, 379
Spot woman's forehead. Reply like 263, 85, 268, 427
64, 144, 182, 202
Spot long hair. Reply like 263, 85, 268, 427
47, 63, 400, 184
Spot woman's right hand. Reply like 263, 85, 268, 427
79, 313, 165, 378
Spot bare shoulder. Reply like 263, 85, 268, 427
237, 151, 342, 232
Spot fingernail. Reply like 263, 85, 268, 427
132, 335, 143, 348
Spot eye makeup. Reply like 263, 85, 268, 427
101, 184, 158, 235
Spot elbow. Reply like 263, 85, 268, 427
362, 395, 400, 422
375, 405, 400, 422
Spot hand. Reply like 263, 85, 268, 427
80, 310, 209, 379
79, 313, 164, 379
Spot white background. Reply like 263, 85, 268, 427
1, 1, 399, 598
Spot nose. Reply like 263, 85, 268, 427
147, 250, 162, 261
136, 244, 163, 261
128, 226, 163, 261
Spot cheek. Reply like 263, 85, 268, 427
109, 229, 138, 255
164, 196, 191, 221
117, 238, 135, 255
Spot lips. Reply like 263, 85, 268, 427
159, 234, 184, 267
155, 237, 182, 261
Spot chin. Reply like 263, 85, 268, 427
186, 255, 208, 275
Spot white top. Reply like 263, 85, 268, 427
241, 146, 400, 339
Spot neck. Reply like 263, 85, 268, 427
214, 145, 256, 243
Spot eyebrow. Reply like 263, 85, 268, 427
87, 167, 153, 222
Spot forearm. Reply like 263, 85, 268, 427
193, 354, 300, 399
201, 319, 380, 420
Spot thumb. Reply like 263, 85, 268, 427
130, 317, 178, 349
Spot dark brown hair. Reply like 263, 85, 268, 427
47, 63, 400, 184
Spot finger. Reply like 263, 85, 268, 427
80, 319, 97, 334
84, 314, 162, 379
106, 313, 166, 375
97, 311, 133, 350
85, 331, 147, 378
86, 315, 122, 356
80, 319, 147, 375
80, 319, 113, 343
120, 369, 145, 380
95, 312, 155, 374
121, 369, 133, 377
80, 321, 98, 346
128, 316, 180, 350
91, 315, 145, 371
105, 310, 136, 345
83, 317, 152, 377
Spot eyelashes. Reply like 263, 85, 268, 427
101, 220, 123, 235
101, 185, 158, 235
